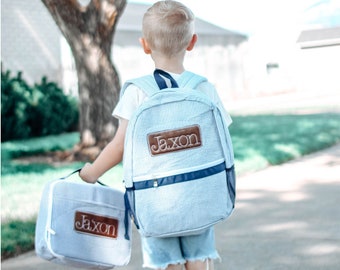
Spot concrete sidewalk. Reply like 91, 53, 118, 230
2, 144, 340, 270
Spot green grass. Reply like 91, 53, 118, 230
1, 220, 36, 260
2, 112, 340, 259
231, 113, 340, 174
1, 132, 79, 161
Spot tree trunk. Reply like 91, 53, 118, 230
73, 35, 119, 148
41, 0, 126, 150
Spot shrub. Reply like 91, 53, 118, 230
1, 69, 79, 141
30, 77, 79, 136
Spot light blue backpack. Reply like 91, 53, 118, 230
123, 69, 236, 238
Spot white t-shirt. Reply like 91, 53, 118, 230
113, 72, 232, 126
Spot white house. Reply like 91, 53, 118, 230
2, 0, 247, 103
295, 27, 340, 95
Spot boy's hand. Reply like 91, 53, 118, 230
79, 163, 97, 184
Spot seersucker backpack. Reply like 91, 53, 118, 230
123, 69, 236, 237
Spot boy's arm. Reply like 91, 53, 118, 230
79, 119, 128, 183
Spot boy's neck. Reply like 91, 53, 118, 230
152, 53, 185, 74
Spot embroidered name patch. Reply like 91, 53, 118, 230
74, 211, 119, 239
148, 125, 202, 155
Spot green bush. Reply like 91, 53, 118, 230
1, 71, 33, 140
31, 77, 79, 136
1, 69, 79, 141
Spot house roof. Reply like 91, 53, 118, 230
115, 3, 247, 46
297, 26, 340, 49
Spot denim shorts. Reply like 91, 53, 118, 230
141, 227, 220, 269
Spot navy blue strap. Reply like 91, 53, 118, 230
132, 162, 227, 190
123, 192, 131, 240
153, 69, 179, 90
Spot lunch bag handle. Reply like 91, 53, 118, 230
59, 168, 106, 186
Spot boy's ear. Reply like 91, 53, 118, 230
139, 38, 152, 54
186, 34, 197, 51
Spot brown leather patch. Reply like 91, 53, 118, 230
74, 211, 119, 239
148, 125, 202, 156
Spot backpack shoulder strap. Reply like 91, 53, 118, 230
120, 75, 160, 98
177, 71, 207, 89
120, 71, 207, 98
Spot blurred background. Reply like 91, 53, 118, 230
2, 0, 340, 112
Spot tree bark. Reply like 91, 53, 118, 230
41, 0, 126, 149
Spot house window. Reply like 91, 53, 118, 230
266, 62, 279, 75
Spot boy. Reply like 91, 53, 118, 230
80, 1, 232, 269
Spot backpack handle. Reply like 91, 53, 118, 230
121, 70, 207, 98
153, 69, 179, 90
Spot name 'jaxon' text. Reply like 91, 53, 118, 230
148, 125, 202, 155
74, 211, 119, 239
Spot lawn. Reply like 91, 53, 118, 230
2, 112, 340, 259
231, 113, 340, 173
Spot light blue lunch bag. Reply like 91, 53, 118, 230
35, 170, 131, 269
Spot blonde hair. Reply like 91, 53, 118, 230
142, 0, 195, 57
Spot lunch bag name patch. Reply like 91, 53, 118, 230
74, 211, 119, 239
